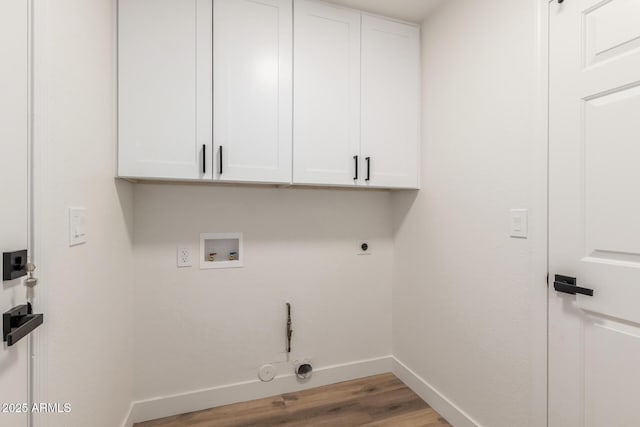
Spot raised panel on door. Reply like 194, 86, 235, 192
214, 0, 292, 184
361, 16, 420, 189
0, 1, 30, 425
549, 0, 640, 425
293, 0, 361, 186
118, 0, 212, 180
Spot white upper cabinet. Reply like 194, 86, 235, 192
118, 0, 213, 180
293, 3, 420, 189
118, 0, 420, 188
361, 16, 420, 189
214, 0, 293, 184
293, 0, 361, 186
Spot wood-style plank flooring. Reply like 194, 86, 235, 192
135, 373, 451, 427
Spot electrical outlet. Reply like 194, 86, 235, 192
177, 247, 192, 268
357, 241, 371, 255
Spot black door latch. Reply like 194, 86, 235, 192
3, 249, 28, 281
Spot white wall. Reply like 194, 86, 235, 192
26, 1, 548, 424
35, 0, 135, 425
133, 185, 393, 402
392, 0, 547, 426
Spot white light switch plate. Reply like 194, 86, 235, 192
69, 207, 87, 246
510, 209, 528, 238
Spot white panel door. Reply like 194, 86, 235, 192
0, 1, 30, 425
549, 1, 640, 426
293, 0, 361, 186
118, 0, 213, 180
361, 16, 419, 189
214, 0, 292, 184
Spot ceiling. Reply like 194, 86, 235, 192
323, 0, 445, 23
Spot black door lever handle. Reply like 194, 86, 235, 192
553, 274, 594, 296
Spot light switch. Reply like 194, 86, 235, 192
69, 207, 87, 246
510, 209, 528, 239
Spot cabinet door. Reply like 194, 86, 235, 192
118, 0, 212, 180
293, 0, 361, 186
214, 0, 292, 184
361, 16, 420, 189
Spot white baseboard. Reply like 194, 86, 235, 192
392, 357, 481, 427
129, 355, 393, 424
125, 355, 481, 427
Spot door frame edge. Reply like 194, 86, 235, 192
532, 1, 551, 426
29, 0, 50, 425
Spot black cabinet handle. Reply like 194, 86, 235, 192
365, 157, 371, 182
202, 144, 206, 174
219, 146, 223, 175
553, 274, 594, 296
353, 156, 358, 180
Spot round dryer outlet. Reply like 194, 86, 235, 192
258, 364, 276, 382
